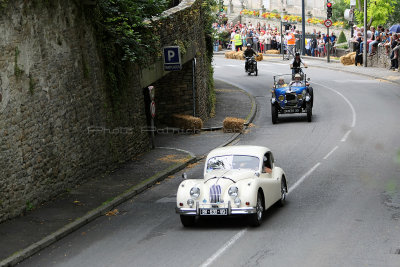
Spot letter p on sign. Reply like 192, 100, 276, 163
163, 46, 182, 71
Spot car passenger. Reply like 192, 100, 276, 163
276, 78, 287, 88
263, 156, 272, 174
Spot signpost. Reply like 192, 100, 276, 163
163, 46, 182, 71
148, 86, 156, 149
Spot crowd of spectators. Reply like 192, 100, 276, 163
212, 20, 337, 58
351, 25, 399, 70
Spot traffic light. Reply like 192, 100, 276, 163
327, 1, 333, 18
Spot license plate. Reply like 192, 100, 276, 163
200, 208, 228, 215
284, 108, 300, 113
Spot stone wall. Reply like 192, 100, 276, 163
0, 0, 211, 222
142, 0, 212, 124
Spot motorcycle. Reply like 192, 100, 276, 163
245, 56, 258, 76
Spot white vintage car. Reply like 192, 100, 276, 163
176, 145, 288, 227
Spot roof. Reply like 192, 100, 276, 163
206, 145, 270, 159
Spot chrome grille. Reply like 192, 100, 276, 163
210, 184, 222, 203
285, 93, 296, 101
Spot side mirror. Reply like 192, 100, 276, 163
182, 173, 187, 179
255, 171, 260, 177
307, 78, 310, 81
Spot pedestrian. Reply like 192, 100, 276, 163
234, 30, 243, 51
390, 33, 399, 70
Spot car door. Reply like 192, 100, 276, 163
260, 152, 280, 208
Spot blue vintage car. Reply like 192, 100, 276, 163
270, 71, 314, 124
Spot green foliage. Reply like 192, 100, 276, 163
95, 0, 168, 63
338, 31, 347, 43
14, 47, 23, 78
387, 1, 400, 26
202, 0, 217, 117
0, 0, 8, 9
349, 0, 396, 27
25, 201, 34, 212
29, 73, 35, 95
332, 0, 347, 23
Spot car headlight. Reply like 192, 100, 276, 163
187, 199, 194, 207
278, 95, 284, 101
271, 97, 276, 104
228, 186, 238, 197
234, 197, 241, 206
190, 187, 200, 199
305, 95, 311, 101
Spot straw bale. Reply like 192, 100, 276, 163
234, 51, 245, 60
225, 51, 235, 59
172, 114, 203, 130
266, 50, 280, 54
223, 117, 245, 133
255, 53, 263, 61
340, 52, 356, 66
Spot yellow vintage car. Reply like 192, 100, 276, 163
176, 145, 288, 227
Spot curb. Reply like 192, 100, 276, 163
1, 85, 258, 266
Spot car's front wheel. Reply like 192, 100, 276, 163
180, 215, 196, 227
248, 191, 264, 227
279, 178, 287, 207
271, 104, 278, 124
306, 102, 312, 122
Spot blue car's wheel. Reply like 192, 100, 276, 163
271, 104, 278, 124
306, 102, 312, 122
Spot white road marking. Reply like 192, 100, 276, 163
312, 81, 357, 128
323, 146, 339, 160
199, 229, 247, 267
289, 162, 321, 193
341, 130, 352, 142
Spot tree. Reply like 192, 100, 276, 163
387, 1, 400, 26
332, 0, 348, 23
347, 0, 396, 28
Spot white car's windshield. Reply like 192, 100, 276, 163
206, 155, 260, 173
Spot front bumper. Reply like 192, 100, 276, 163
175, 201, 257, 216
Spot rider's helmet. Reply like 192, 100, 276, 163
247, 43, 251, 47
295, 52, 300, 57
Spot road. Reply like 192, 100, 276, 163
19, 56, 400, 267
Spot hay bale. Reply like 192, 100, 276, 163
340, 52, 356, 66
225, 51, 235, 59
234, 51, 245, 60
255, 53, 263, 61
172, 114, 203, 131
223, 117, 245, 133
266, 50, 280, 54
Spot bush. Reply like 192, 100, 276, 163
338, 31, 347, 44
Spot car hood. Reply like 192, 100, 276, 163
204, 169, 256, 184
275, 86, 305, 95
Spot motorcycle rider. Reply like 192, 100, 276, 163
244, 43, 257, 72
290, 52, 308, 76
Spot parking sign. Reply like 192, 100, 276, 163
163, 46, 182, 71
